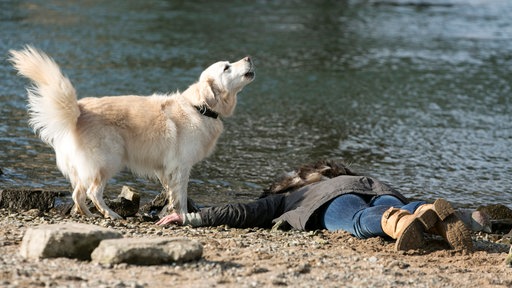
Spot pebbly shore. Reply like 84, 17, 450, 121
1, 207, 511, 288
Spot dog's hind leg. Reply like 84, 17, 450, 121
86, 177, 122, 220
71, 184, 96, 217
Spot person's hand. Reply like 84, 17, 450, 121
156, 213, 183, 226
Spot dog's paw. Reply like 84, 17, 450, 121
71, 205, 99, 218
105, 211, 123, 220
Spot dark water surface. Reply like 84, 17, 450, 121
1, 0, 511, 208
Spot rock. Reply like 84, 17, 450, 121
0, 189, 63, 211
477, 204, 512, 220
20, 223, 123, 260
491, 219, 512, 234
476, 204, 512, 233
87, 186, 140, 218
105, 186, 141, 217
91, 237, 203, 265
22, 208, 44, 217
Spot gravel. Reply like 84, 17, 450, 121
1, 208, 511, 287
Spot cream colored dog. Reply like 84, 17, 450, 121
9, 46, 255, 219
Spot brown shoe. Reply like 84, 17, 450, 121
381, 208, 426, 251
415, 199, 473, 251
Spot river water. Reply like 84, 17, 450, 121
1, 0, 510, 208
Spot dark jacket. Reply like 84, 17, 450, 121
199, 175, 408, 230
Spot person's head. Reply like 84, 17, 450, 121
260, 159, 358, 198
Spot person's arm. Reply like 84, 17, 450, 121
157, 194, 286, 228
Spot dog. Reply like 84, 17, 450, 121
9, 46, 255, 219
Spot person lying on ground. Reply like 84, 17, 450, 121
157, 159, 473, 251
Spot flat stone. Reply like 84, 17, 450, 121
91, 237, 203, 265
20, 223, 123, 260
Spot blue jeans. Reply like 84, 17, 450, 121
321, 194, 425, 239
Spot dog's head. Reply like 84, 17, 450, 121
197, 57, 255, 117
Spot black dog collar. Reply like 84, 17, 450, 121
194, 105, 219, 119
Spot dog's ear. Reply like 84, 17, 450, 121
199, 78, 219, 108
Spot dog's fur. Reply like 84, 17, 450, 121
9, 46, 254, 219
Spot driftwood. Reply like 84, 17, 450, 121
0, 189, 64, 211
0, 185, 198, 221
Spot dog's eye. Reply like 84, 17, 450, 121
223, 65, 230, 72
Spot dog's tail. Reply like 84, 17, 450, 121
9, 46, 80, 145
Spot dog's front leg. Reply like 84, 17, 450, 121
165, 168, 191, 215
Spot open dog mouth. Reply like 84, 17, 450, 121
244, 70, 255, 79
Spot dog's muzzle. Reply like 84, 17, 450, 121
243, 56, 255, 80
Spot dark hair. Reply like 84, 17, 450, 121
259, 159, 358, 198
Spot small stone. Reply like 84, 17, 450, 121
22, 209, 44, 218
295, 263, 311, 274
271, 274, 287, 286
387, 260, 410, 269
245, 266, 269, 276
368, 256, 378, 263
